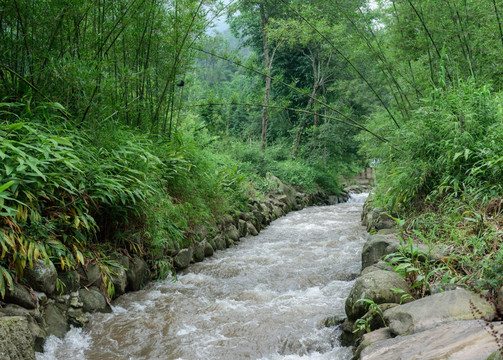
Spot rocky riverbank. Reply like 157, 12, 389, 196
341, 198, 503, 359
0, 174, 350, 359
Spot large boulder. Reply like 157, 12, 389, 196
42, 303, 68, 339
360, 320, 503, 360
78, 288, 110, 313
224, 225, 240, 242
247, 222, 259, 236
354, 327, 393, 360
57, 270, 81, 295
266, 173, 297, 209
77, 262, 101, 288
203, 240, 214, 257
213, 235, 227, 251
0, 304, 45, 352
193, 223, 208, 241
271, 205, 283, 219
251, 210, 264, 231
363, 207, 396, 232
192, 241, 206, 263
345, 269, 409, 321
4, 283, 37, 309
383, 289, 496, 336
126, 256, 150, 292
238, 219, 248, 237
110, 266, 127, 298
361, 235, 401, 271
173, 248, 192, 269
0, 316, 35, 360
24, 260, 57, 295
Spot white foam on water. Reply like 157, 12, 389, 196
36, 327, 90, 360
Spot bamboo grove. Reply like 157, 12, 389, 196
1, 0, 503, 299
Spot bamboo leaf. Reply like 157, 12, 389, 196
0, 181, 15, 193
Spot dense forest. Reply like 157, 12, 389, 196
1, 0, 502, 304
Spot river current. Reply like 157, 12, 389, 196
37, 193, 368, 360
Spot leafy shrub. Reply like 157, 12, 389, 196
0, 102, 160, 295
362, 80, 503, 210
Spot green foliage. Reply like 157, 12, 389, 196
0, 101, 163, 294
353, 298, 386, 334
385, 233, 450, 298
362, 80, 503, 210
224, 140, 346, 194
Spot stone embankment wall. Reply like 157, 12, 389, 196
342, 198, 503, 360
0, 175, 349, 359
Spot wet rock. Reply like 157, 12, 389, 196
67, 307, 89, 328
324, 315, 345, 327
126, 256, 150, 292
203, 240, 214, 257
247, 222, 259, 236
266, 173, 298, 209
225, 224, 240, 242
238, 219, 248, 237
353, 327, 392, 360
359, 320, 503, 360
24, 260, 57, 296
252, 210, 263, 231
340, 319, 359, 346
0, 303, 45, 350
78, 288, 110, 313
43, 303, 68, 339
110, 266, 127, 298
361, 235, 401, 271
213, 235, 227, 251
0, 316, 35, 360
192, 241, 206, 263
77, 262, 101, 288
383, 289, 496, 336
239, 212, 251, 221
345, 269, 409, 321
4, 283, 37, 309
360, 260, 388, 276
173, 248, 192, 269
57, 270, 81, 295
272, 205, 283, 219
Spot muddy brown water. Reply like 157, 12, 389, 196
37, 193, 368, 360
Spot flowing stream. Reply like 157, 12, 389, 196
38, 193, 368, 360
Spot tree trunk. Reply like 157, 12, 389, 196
260, 2, 270, 151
